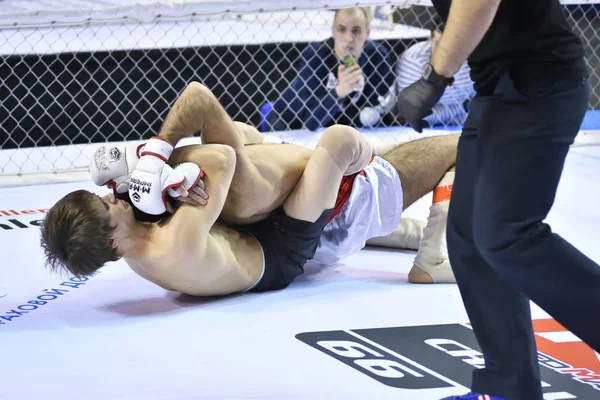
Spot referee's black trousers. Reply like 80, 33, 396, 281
446, 70, 600, 400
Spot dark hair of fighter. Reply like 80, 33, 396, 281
40, 189, 119, 279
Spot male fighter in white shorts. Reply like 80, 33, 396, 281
90, 82, 458, 283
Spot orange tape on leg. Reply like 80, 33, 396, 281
432, 184, 452, 204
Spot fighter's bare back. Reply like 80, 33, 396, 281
171, 141, 312, 225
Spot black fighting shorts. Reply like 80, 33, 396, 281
241, 207, 334, 292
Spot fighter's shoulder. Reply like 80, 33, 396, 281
152, 204, 214, 258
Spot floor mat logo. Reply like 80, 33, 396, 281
296, 320, 599, 397
532, 319, 600, 391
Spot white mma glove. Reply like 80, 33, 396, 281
128, 137, 186, 215
90, 142, 145, 194
167, 163, 205, 198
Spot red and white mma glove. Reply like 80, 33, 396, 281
90, 142, 145, 194
167, 163, 205, 198
128, 137, 186, 215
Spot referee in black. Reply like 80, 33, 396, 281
395, 0, 600, 399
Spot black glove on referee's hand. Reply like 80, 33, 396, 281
396, 65, 452, 133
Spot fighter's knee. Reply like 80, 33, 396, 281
318, 125, 360, 149
318, 125, 371, 175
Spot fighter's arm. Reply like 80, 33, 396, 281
163, 144, 255, 295
169, 144, 235, 233
158, 81, 246, 150
233, 121, 291, 146
167, 144, 235, 256
430, 0, 501, 78
233, 121, 265, 145
161, 82, 286, 148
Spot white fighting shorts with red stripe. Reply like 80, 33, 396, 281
312, 156, 404, 266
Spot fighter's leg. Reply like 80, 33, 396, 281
283, 124, 371, 222
378, 134, 458, 283
381, 133, 459, 210
246, 125, 371, 292
366, 217, 426, 250
408, 165, 456, 283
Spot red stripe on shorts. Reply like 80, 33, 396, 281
325, 156, 374, 225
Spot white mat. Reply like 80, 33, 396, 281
0, 146, 599, 399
